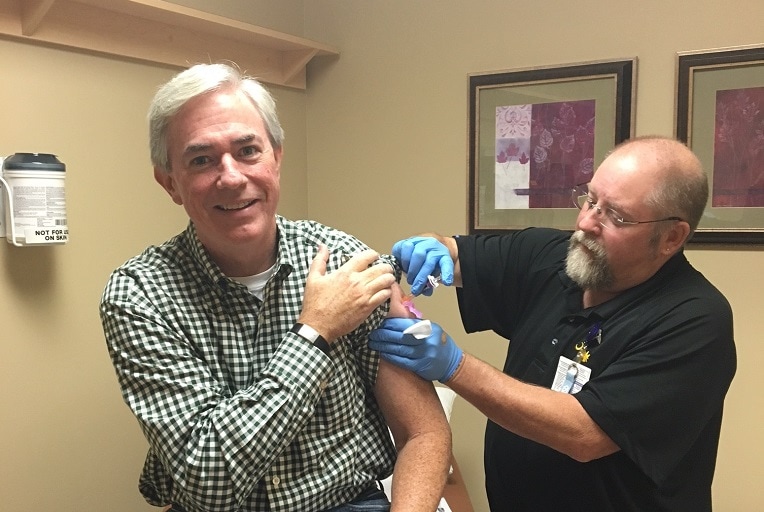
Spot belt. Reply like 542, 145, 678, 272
352, 482, 384, 502
168, 482, 382, 512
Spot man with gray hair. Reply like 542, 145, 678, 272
100, 63, 450, 512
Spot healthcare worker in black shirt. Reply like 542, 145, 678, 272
370, 136, 736, 512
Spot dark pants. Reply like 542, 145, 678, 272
168, 486, 391, 512
323, 488, 391, 512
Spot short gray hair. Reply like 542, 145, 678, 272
611, 136, 709, 237
148, 62, 285, 172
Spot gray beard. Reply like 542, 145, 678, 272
565, 230, 614, 290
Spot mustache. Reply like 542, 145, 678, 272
570, 230, 604, 256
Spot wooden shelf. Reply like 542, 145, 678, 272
0, 0, 339, 89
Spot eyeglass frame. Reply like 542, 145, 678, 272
571, 183, 685, 229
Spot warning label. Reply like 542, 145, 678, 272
24, 226, 69, 244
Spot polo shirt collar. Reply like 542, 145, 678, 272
559, 249, 688, 318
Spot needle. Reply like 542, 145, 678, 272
426, 275, 442, 289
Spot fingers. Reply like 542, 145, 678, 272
361, 260, 395, 284
344, 252, 396, 307
300, 246, 396, 341
366, 278, 395, 311
370, 331, 423, 350
392, 239, 412, 272
370, 340, 419, 360
308, 244, 329, 277
339, 249, 395, 292
393, 237, 431, 283
381, 317, 420, 332
440, 258, 455, 286
408, 245, 438, 286
341, 248, 381, 271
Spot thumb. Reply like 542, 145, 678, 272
308, 244, 329, 279
380, 317, 420, 332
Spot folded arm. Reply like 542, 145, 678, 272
101, 287, 334, 510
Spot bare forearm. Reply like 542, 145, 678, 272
389, 430, 451, 512
376, 360, 451, 511
447, 353, 618, 462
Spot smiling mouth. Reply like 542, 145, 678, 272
217, 199, 256, 211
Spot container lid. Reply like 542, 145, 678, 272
3, 153, 65, 172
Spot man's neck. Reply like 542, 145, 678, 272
210, 234, 278, 277
582, 288, 618, 309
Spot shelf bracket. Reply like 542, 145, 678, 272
21, 0, 56, 36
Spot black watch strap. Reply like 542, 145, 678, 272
290, 323, 331, 355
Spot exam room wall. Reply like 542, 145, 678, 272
0, 0, 761, 511
302, 1, 764, 511
0, 37, 308, 511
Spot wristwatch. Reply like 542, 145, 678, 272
290, 323, 331, 355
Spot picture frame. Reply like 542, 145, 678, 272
468, 58, 636, 234
676, 45, 764, 244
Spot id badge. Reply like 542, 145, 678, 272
551, 356, 591, 394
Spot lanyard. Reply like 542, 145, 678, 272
559, 363, 578, 393
557, 322, 602, 394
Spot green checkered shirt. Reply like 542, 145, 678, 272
100, 217, 397, 512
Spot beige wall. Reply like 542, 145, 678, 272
302, 2, 764, 511
0, 34, 307, 510
0, 1, 762, 511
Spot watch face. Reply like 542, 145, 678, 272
291, 323, 330, 354
292, 323, 318, 343
298, 324, 319, 343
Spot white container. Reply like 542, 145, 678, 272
1, 153, 68, 246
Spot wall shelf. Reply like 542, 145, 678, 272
0, 0, 339, 89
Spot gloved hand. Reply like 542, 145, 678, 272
369, 318, 463, 382
392, 237, 454, 296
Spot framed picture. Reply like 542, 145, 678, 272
468, 58, 636, 234
676, 45, 764, 244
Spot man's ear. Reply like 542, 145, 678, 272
273, 146, 283, 177
154, 167, 183, 205
664, 220, 691, 254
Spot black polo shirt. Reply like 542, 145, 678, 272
455, 228, 736, 512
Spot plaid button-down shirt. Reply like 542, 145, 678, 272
100, 217, 398, 512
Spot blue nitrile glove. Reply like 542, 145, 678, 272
369, 318, 463, 383
392, 237, 454, 296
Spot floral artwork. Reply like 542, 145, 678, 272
713, 86, 764, 207
469, 59, 635, 234
495, 100, 596, 209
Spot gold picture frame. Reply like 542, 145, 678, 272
468, 58, 636, 234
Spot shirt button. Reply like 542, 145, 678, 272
272, 476, 281, 486
319, 381, 328, 390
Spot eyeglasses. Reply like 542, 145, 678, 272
571, 184, 684, 229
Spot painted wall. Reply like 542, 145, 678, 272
0, 32, 307, 512
302, 2, 764, 511
0, 1, 762, 511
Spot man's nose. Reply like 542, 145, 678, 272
578, 204, 606, 231
217, 155, 247, 187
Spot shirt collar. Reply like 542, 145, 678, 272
559, 248, 688, 318
181, 216, 302, 291
180, 222, 227, 287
